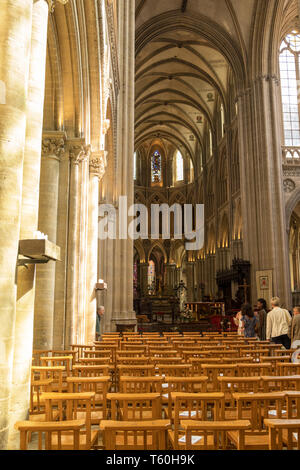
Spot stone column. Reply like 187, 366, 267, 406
8, 0, 52, 449
0, 0, 33, 449
237, 76, 291, 307
165, 263, 176, 294
64, 141, 89, 347
53, 151, 70, 349
186, 262, 195, 301
33, 134, 65, 350
112, 0, 136, 330
85, 151, 107, 343
139, 263, 149, 297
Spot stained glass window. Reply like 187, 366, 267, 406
151, 151, 162, 183
148, 260, 156, 287
176, 151, 184, 181
279, 32, 300, 146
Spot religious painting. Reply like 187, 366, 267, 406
259, 276, 269, 290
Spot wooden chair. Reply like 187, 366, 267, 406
67, 376, 110, 424
217, 377, 262, 419
237, 363, 272, 377
29, 377, 54, 423
163, 377, 208, 418
227, 392, 286, 450
278, 363, 300, 377
15, 420, 86, 450
100, 420, 171, 450
72, 365, 110, 377
117, 365, 155, 378
264, 419, 300, 450
168, 392, 225, 450
261, 376, 300, 393
108, 393, 162, 421
119, 376, 163, 394
201, 364, 237, 392
41, 392, 98, 450
155, 364, 191, 377
180, 420, 251, 450
31, 366, 65, 393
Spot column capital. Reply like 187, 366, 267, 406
89, 150, 108, 180
68, 139, 91, 165
45, 0, 69, 14
42, 131, 66, 159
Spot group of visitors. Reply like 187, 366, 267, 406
234, 297, 300, 349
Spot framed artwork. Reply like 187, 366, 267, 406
259, 276, 269, 290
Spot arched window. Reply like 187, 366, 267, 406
279, 32, 300, 147
175, 150, 184, 181
220, 105, 225, 138
133, 152, 137, 180
148, 260, 156, 287
209, 129, 213, 156
151, 150, 162, 183
190, 159, 194, 182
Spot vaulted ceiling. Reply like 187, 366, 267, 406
134, 0, 298, 165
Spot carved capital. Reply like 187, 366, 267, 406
89, 150, 108, 180
69, 141, 91, 165
102, 119, 111, 136
46, 0, 68, 14
42, 136, 65, 159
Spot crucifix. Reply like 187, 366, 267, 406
238, 279, 250, 303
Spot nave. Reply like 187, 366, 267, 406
15, 331, 300, 451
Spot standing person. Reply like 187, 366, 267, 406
291, 306, 300, 347
266, 297, 292, 349
240, 303, 259, 338
256, 298, 268, 341
96, 306, 105, 340
233, 311, 243, 336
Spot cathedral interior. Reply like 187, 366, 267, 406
1, 0, 300, 451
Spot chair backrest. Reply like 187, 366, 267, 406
40, 356, 73, 375
41, 392, 95, 449
66, 376, 110, 417
117, 365, 155, 377
15, 420, 86, 450
180, 420, 251, 450
237, 363, 272, 377
31, 366, 65, 393
155, 364, 191, 377
119, 376, 164, 394
108, 393, 162, 421
201, 364, 237, 391
100, 420, 171, 450
233, 392, 286, 431
72, 365, 110, 377
261, 375, 300, 393
172, 392, 225, 444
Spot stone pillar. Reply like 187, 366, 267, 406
139, 263, 149, 296
237, 76, 291, 307
33, 134, 65, 350
186, 262, 195, 301
53, 151, 70, 349
9, 0, 51, 449
0, 0, 33, 449
165, 263, 176, 294
112, 0, 136, 330
64, 141, 89, 347
86, 151, 107, 343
